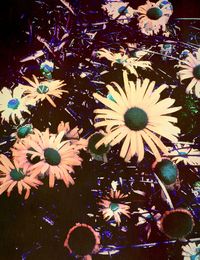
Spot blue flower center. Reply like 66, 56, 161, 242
44, 148, 61, 165
7, 98, 20, 110
124, 107, 148, 131
10, 168, 24, 181
156, 159, 178, 185
109, 202, 119, 212
146, 7, 163, 20
17, 125, 32, 138
193, 64, 200, 80
118, 6, 128, 14
37, 85, 49, 94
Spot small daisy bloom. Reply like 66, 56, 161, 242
97, 48, 151, 76
98, 189, 130, 225
167, 142, 200, 165
177, 48, 200, 98
137, 0, 173, 35
64, 223, 100, 259
57, 121, 88, 150
93, 71, 181, 162
0, 154, 43, 199
21, 128, 82, 188
21, 75, 68, 107
102, 1, 135, 24
182, 242, 200, 260
11, 124, 33, 140
0, 86, 31, 124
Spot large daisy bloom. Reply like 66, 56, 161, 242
177, 48, 200, 98
57, 121, 88, 150
0, 86, 31, 124
64, 223, 100, 259
93, 71, 181, 162
97, 48, 152, 76
166, 142, 200, 165
102, 1, 135, 24
137, 0, 173, 35
182, 242, 200, 260
21, 75, 68, 107
20, 129, 82, 188
98, 189, 130, 225
0, 154, 43, 199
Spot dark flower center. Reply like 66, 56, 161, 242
155, 159, 177, 185
193, 64, 200, 80
10, 168, 24, 181
109, 202, 119, 212
27, 148, 41, 164
124, 107, 148, 131
146, 7, 163, 20
17, 125, 32, 138
44, 148, 61, 165
7, 98, 20, 110
68, 226, 96, 256
88, 133, 109, 155
162, 210, 194, 239
118, 6, 128, 14
37, 85, 49, 94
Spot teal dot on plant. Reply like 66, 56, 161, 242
107, 93, 115, 102
155, 159, 177, 185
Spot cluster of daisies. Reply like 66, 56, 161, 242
0, 121, 87, 199
102, 0, 173, 35
0, 62, 67, 124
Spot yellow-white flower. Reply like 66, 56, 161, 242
93, 71, 181, 162
167, 142, 200, 166
97, 48, 151, 76
182, 242, 200, 260
21, 75, 68, 107
137, 0, 173, 35
0, 86, 31, 124
177, 48, 200, 98
102, 1, 135, 24
98, 189, 130, 225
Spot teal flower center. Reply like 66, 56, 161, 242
156, 159, 177, 185
146, 7, 163, 20
7, 98, 20, 110
26, 148, 41, 164
193, 64, 200, 80
124, 107, 148, 131
44, 148, 61, 165
37, 85, 49, 94
10, 168, 24, 181
118, 6, 128, 14
17, 125, 32, 138
88, 133, 109, 155
109, 202, 119, 212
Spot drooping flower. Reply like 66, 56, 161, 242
93, 71, 181, 162
64, 223, 100, 259
87, 131, 110, 162
40, 60, 54, 79
0, 86, 31, 124
102, 1, 135, 24
152, 158, 178, 185
137, 0, 173, 35
57, 121, 88, 150
21, 75, 68, 107
158, 209, 194, 239
11, 124, 33, 140
182, 242, 200, 260
19, 128, 82, 188
0, 154, 43, 199
98, 189, 130, 225
97, 48, 151, 76
177, 48, 200, 98
167, 142, 200, 165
